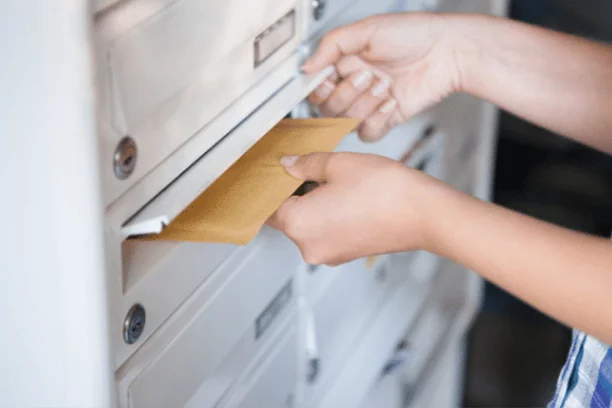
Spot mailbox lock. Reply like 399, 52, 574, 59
113, 136, 137, 180
312, 0, 326, 20
123, 304, 146, 344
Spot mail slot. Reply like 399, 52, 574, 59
105, 96, 357, 374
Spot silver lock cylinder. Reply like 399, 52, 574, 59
123, 304, 146, 344
113, 136, 137, 179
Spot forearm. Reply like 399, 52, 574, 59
422, 183, 612, 344
450, 14, 612, 153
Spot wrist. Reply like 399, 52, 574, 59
411, 174, 458, 255
393, 167, 452, 254
436, 13, 495, 95
417, 184, 444, 254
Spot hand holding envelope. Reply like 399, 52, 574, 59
140, 118, 358, 245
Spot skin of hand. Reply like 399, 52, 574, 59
270, 13, 612, 342
305, 12, 612, 152
303, 13, 463, 142
267, 152, 439, 265
271, 152, 612, 345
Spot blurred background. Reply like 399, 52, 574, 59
464, 1, 612, 406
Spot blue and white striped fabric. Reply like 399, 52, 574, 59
549, 330, 612, 408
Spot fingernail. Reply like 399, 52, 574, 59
316, 81, 334, 99
352, 70, 372, 90
379, 98, 397, 114
371, 79, 390, 97
281, 156, 299, 168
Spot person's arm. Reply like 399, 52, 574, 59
269, 153, 612, 344
453, 14, 612, 153
422, 181, 612, 344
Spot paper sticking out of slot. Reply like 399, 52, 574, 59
138, 118, 358, 245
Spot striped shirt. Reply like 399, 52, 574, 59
549, 330, 612, 407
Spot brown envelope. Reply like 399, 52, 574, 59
141, 118, 358, 245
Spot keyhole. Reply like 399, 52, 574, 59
123, 304, 146, 344
131, 319, 142, 333
122, 155, 133, 169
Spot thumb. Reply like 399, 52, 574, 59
302, 21, 376, 73
281, 152, 333, 182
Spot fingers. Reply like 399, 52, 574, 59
266, 196, 300, 231
308, 71, 397, 142
328, 70, 340, 83
344, 77, 391, 119
320, 70, 374, 116
334, 54, 372, 79
280, 152, 334, 182
308, 75, 397, 141
308, 79, 336, 106
301, 20, 376, 74
268, 189, 334, 266
307, 56, 369, 107
308, 54, 394, 121
358, 99, 398, 142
